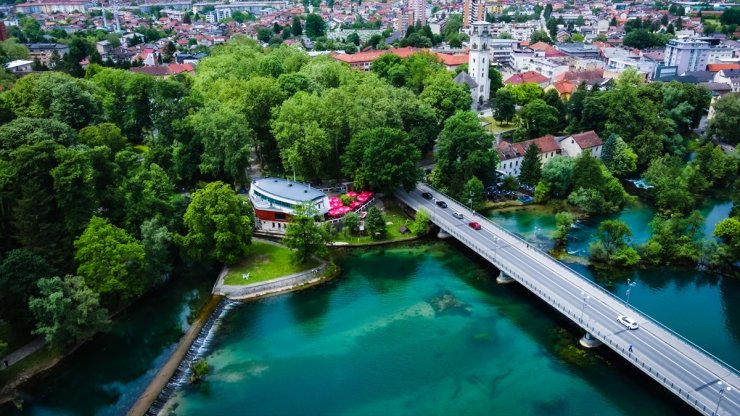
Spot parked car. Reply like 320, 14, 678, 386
452, 212, 464, 219
468, 222, 482, 230
422, 192, 433, 200
436, 200, 448, 208
617, 315, 639, 330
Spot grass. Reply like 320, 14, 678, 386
479, 116, 516, 134
223, 241, 319, 286
334, 206, 415, 244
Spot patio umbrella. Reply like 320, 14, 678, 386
350, 201, 362, 209
330, 197, 342, 207
346, 191, 358, 198
356, 194, 368, 202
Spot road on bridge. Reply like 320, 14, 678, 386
397, 184, 739, 416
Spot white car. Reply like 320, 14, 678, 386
452, 212, 464, 219
617, 315, 639, 330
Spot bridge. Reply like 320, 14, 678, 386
396, 184, 739, 416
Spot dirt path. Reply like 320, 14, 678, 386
126, 295, 222, 416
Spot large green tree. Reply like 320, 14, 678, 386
435, 111, 498, 194
516, 99, 560, 140
74, 216, 147, 303
519, 143, 542, 187
493, 88, 516, 125
341, 128, 420, 193
0, 249, 56, 330
305, 14, 326, 39
282, 202, 331, 263
29, 275, 109, 348
708, 93, 740, 145
180, 182, 253, 265
420, 71, 472, 125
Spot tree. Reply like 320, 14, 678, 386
519, 143, 542, 186
507, 83, 544, 105
540, 156, 574, 198
410, 209, 430, 235
29, 275, 109, 348
530, 30, 551, 44
493, 88, 516, 125
604, 135, 637, 178
553, 212, 575, 249
305, 14, 326, 39
341, 128, 420, 193
610, 16, 618, 26
516, 99, 560, 140
0, 249, 56, 330
435, 111, 499, 194
420, 71, 472, 125
462, 176, 485, 210
489, 67, 504, 96
291, 16, 303, 36
283, 202, 331, 262
342, 211, 360, 235
601, 133, 617, 167
575, 15, 585, 27
78, 123, 128, 153
140, 218, 173, 282
347, 32, 360, 46
74, 216, 147, 303
720, 8, 740, 26
180, 182, 253, 265
364, 206, 386, 239
708, 93, 740, 145
590, 220, 640, 266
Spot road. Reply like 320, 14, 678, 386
397, 184, 739, 416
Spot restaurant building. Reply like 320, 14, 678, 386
248, 178, 330, 233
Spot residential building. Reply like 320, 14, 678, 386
556, 43, 602, 59
496, 135, 561, 178
664, 38, 711, 74
16, 1, 87, 14
504, 70, 549, 87
5, 59, 33, 73
408, 0, 425, 26
249, 177, 330, 233
25, 43, 69, 66
463, 0, 485, 27
559, 130, 603, 158
713, 69, 740, 92
489, 38, 518, 68
545, 80, 577, 100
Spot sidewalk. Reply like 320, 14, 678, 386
0, 337, 45, 370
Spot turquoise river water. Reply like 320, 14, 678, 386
3, 200, 737, 416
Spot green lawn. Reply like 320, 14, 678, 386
0, 345, 60, 387
223, 241, 319, 286
334, 207, 415, 244
480, 116, 516, 134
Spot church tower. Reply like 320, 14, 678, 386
468, 21, 491, 106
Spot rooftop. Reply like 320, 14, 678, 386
251, 177, 326, 202
569, 130, 602, 149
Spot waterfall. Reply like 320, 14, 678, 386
146, 298, 239, 415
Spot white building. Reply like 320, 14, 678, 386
558, 130, 603, 158
468, 21, 491, 105
664, 38, 711, 74
496, 135, 562, 178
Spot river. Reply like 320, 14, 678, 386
3, 201, 737, 415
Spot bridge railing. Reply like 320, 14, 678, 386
411, 185, 739, 375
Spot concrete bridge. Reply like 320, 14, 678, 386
396, 184, 739, 416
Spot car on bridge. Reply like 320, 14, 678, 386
617, 315, 639, 330
422, 192, 433, 200
436, 200, 448, 208
452, 212, 464, 219
468, 222, 482, 230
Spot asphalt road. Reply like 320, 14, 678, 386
397, 185, 739, 416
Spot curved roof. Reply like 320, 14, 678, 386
251, 177, 326, 202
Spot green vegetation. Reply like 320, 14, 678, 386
223, 241, 319, 285
283, 202, 332, 263
590, 220, 641, 267
190, 359, 209, 383
552, 212, 576, 250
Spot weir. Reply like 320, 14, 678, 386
397, 184, 739, 416
133, 298, 239, 416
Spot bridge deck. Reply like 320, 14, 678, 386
397, 185, 739, 416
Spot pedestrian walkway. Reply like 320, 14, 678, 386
0, 337, 45, 370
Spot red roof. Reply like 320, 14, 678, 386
570, 130, 602, 149
497, 135, 560, 161
707, 63, 740, 72
505, 70, 549, 85
332, 47, 420, 64
437, 53, 468, 66
550, 80, 576, 95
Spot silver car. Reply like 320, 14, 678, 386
452, 212, 463, 219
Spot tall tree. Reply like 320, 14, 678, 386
74, 216, 147, 303
364, 205, 386, 239
341, 128, 420, 193
0, 249, 56, 330
493, 88, 516, 125
291, 16, 303, 36
305, 14, 326, 39
180, 182, 253, 265
29, 275, 109, 348
420, 71, 472, 125
516, 99, 560, 140
519, 143, 542, 187
435, 111, 499, 194
462, 176, 485, 210
282, 202, 331, 262
708, 93, 740, 146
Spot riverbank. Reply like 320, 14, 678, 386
127, 294, 222, 416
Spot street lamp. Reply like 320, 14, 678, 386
469, 190, 474, 215
580, 291, 590, 323
715, 381, 732, 416
625, 278, 637, 305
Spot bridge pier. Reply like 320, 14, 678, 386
496, 271, 514, 284
579, 332, 602, 348
437, 229, 452, 239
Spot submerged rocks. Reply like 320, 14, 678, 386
427, 290, 471, 316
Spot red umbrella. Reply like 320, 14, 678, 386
346, 191, 358, 198
356, 195, 368, 203
330, 197, 342, 207
340, 206, 352, 213
350, 201, 362, 208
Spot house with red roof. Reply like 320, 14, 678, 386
496, 135, 561, 177
545, 80, 577, 100
504, 70, 549, 87
559, 130, 603, 158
